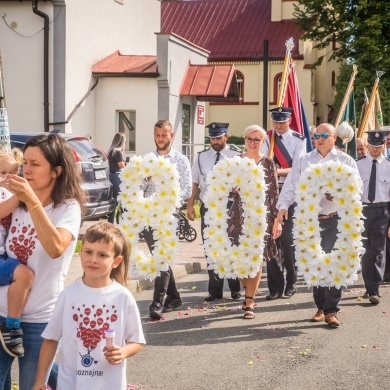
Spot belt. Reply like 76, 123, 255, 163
318, 212, 338, 220
363, 202, 388, 209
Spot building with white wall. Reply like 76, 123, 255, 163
1, 0, 219, 159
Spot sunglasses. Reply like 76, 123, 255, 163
313, 132, 331, 140
245, 138, 262, 144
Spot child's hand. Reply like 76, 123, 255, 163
103, 344, 125, 365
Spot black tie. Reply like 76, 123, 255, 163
279, 135, 283, 140
214, 151, 220, 165
368, 159, 377, 203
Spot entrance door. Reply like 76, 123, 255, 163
182, 104, 191, 159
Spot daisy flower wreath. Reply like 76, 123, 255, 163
118, 154, 181, 280
293, 160, 365, 289
203, 156, 267, 279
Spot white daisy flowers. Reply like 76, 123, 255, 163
293, 161, 364, 288
118, 155, 181, 279
203, 156, 267, 279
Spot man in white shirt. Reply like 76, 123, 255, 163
187, 122, 241, 302
142, 120, 192, 319
261, 107, 307, 300
356, 129, 390, 304
277, 123, 358, 327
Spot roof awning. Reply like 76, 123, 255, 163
92, 51, 158, 78
179, 63, 239, 102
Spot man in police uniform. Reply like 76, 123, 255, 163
356, 129, 390, 304
261, 107, 307, 300
187, 122, 241, 301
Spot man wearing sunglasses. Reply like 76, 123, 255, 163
356, 129, 390, 305
261, 107, 307, 301
277, 123, 358, 327
187, 122, 241, 302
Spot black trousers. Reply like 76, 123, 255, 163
361, 205, 389, 295
142, 227, 180, 306
200, 202, 240, 297
313, 214, 342, 315
266, 204, 297, 294
384, 224, 390, 280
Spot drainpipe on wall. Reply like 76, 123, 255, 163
32, 0, 50, 132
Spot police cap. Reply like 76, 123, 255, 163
269, 107, 293, 123
365, 129, 390, 147
206, 122, 229, 138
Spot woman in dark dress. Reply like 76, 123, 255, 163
107, 133, 126, 223
228, 125, 281, 319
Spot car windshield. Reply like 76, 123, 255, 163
67, 138, 106, 162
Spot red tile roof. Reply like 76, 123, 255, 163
92, 51, 158, 77
180, 63, 239, 102
161, 0, 303, 61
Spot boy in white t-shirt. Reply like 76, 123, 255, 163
33, 221, 145, 390
0, 153, 35, 358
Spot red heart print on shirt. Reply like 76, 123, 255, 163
8, 219, 37, 264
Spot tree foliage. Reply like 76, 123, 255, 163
294, 0, 390, 124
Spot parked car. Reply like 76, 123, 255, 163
9, 132, 116, 222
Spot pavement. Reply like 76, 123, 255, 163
12, 219, 390, 389
66, 219, 207, 291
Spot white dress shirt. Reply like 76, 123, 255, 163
142, 148, 192, 201
356, 154, 390, 203
261, 129, 307, 184
191, 145, 239, 202
277, 148, 359, 215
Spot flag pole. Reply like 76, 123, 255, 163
0, 48, 11, 149
268, 38, 294, 159
334, 65, 358, 128
358, 88, 369, 130
357, 71, 385, 138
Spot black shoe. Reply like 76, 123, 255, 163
149, 302, 163, 319
231, 291, 241, 300
204, 294, 222, 302
265, 292, 283, 301
162, 298, 182, 313
0, 322, 24, 358
284, 285, 297, 298
362, 291, 369, 299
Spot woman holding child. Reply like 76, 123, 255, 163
0, 134, 85, 389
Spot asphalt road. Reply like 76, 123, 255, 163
127, 270, 390, 390
10, 219, 390, 389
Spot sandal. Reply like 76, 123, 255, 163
242, 295, 251, 310
244, 306, 255, 319
243, 297, 255, 319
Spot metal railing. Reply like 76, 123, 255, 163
182, 143, 244, 165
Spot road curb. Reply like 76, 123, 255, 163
127, 261, 208, 294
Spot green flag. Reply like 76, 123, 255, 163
341, 91, 357, 159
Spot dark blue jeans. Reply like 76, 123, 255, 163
0, 316, 56, 390
108, 172, 121, 223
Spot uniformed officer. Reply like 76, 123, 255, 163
187, 122, 241, 301
261, 107, 307, 300
356, 129, 390, 304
